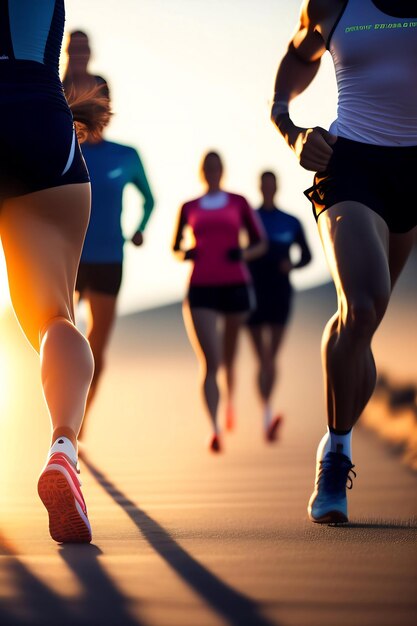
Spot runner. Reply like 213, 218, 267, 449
172, 151, 266, 452
271, 0, 417, 522
247, 171, 311, 441
0, 0, 109, 542
75, 104, 155, 435
63, 30, 109, 99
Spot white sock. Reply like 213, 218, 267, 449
316, 427, 352, 462
49, 436, 78, 466
263, 404, 272, 430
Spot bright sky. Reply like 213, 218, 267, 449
0, 0, 339, 315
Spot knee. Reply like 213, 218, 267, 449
343, 295, 388, 339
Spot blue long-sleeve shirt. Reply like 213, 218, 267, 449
81, 139, 154, 263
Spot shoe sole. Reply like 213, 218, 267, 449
309, 510, 348, 524
38, 469, 92, 543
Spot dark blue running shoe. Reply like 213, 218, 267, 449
308, 452, 356, 523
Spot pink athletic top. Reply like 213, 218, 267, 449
180, 192, 265, 286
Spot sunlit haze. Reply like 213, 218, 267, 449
0, 0, 339, 315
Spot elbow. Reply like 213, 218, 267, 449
146, 198, 155, 212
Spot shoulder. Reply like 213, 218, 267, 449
94, 74, 108, 85
181, 197, 201, 212
228, 192, 251, 207
104, 141, 139, 158
278, 208, 300, 222
295, 0, 346, 49
93, 75, 110, 97
286, 211, 303, 228
300, 0, 342, 29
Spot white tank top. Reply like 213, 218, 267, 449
328, 0, 417, 146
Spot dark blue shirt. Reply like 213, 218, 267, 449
248, 206, 305, 286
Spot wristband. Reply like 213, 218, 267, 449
271, 99, 289, 122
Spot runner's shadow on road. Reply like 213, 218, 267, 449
80, 451, 280, 626
59, 543, 142, 626
0, 533, 144, 626
0, 533, 110, 626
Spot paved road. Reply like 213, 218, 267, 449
0, 257, 416, 626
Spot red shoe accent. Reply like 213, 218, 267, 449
265, 415, 283, 442
208, 433, 222, 453
38, 453, 92, 543
225, 406, 235, 432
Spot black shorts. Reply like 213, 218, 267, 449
304, 138, 417, 234
76, 263, 123, 297
0, 91, 89, 200
187, 283, 256, 314
248, 282, 292, 326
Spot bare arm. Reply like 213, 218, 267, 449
271, 0, 337, 171
172, 206, 193, 261
130, 150, 155, 246
292, 224, 312, 269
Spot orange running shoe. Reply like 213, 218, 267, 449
38, 452, 92, 543
265, 415, 283, 443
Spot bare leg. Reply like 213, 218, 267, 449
223, 313, 246, 427
248, 324, 286, 440
248, 324, 286, 402
388, 230, 416, 289
0, 184, 94, 447
183, 303, 222, 432
308, 203, 403, 523
79, 291, 118, 438
318, 202, 400, 432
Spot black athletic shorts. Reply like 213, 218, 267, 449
0, 65, 89, 201
304, 137, 417, 234
187, 283, 256, 314
248, 281, 292, 326
76, 262, 123, 297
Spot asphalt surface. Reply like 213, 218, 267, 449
0, 252, 416, 626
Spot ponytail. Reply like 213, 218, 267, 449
65, 84, 112, 143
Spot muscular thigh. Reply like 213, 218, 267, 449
318, 201, 391, 315
0, 183, 90, 350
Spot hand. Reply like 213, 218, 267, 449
293, 126, 337, 172
131, 230, 144, 246
184, 248, 197, 261
278, 259, 292, 274
227, 247, 243, 262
